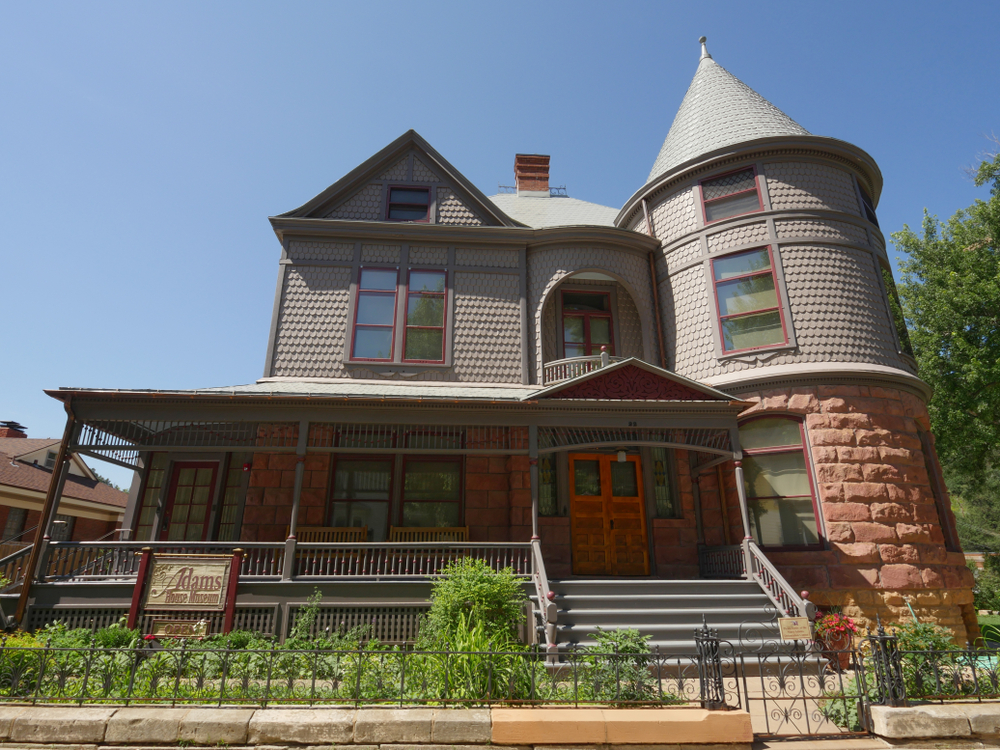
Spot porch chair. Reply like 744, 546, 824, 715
387, 526, 469, 542
288, 526, 368, 543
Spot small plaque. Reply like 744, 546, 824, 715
150, 619, 210, 639
778, 617, 813, 641
144, 554, 233, 611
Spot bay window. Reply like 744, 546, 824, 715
700, 167, 762, 223
740, 417, 820, 548
712, 247, 787, 353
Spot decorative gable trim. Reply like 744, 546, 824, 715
528, 358, 739, 402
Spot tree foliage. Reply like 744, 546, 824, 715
893, 148, 1000, 481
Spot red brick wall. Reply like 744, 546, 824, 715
739, 384, 977, 643
651, 450, 700, 578
243, 453, 330, 542
71, 516, 117, 541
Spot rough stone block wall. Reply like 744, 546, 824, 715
738, 384, 977, 644
538, 516, 571, 578
243, 453, 330, 542
465, 455, 511, 542
652, 449, 700, 578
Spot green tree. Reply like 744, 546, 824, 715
893, 147, 1000, 481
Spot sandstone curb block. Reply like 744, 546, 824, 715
248, 709, 356, 745
177, 708, 255, 745
491, 708, 609, 745
969, 704, 1000, 735
0, 706, 30, 741
431, 708, 491, 743
105, 708, 190, 744
869, 704, 972, 738
355, 708, 434, 744
10, 707, 118, 744
604, 709, 753, 745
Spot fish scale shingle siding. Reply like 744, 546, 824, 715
764, 162, 861, 216
650, 187, 698, 239
271, 266, 353, 378
412, 156, 439, 183
436, 187, 485, 226
706, 220, 770, 253
455, 249, 519, 268
286, 241, 354, 263
324, 183, 383, 220
452, 272, 522, 382
379, 157, 409, 181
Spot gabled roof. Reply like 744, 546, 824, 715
487, 193, 620, 229
277, 129, 523, 228
0, 438, 60, 459
647, 40, 809, 184
0, 449, 128, 509
526, 358, 742, 402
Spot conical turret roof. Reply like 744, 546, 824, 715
647, 40, 810, 183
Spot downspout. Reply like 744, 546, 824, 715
16, 397, 75, 625
642, 199, 667, 369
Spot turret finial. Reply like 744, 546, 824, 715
699, 36, 711, 60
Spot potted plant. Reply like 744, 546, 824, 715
814, 612, 858, 671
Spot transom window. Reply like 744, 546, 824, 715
711, 247, 787, 353
404, 270, 447, 362
701, 167, 762, 223
740, 417, 820, 549
387, 187, 430, 222
352, 268, 398, 361
561, 290, 614, 358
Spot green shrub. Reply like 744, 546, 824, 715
576, 627, 677, 705
424, 558, 527, 646
819, 677, 868, 732
94, 622, 140, 649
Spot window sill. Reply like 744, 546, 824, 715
716, 343, 796, 363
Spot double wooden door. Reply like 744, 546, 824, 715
569, 453, 649, 576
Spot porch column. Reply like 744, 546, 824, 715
283, 419, 308, 582
529, 425, 539, 538
16, 400, 76, 624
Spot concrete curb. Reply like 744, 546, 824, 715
0, 706, 754, 747
870, 703, 1000, 739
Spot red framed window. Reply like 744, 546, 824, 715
700, 167, 762, 223
329, 456, 393, 541
386, 186, 430, 222
351, 267, 398, 361
740, 417, 821, 549
403, 270, 447, 362
561, 290, 614, 358
711, 247, 787, 353
400, 456, 462, 527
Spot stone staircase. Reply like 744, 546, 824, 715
532, 578, 781, 653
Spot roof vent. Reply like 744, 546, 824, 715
0, 421, 27, 439
514, 154, 550, 196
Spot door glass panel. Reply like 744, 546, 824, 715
651, 448, 678, 518
610, 460, 638, 497
562, 292, 609, 311
195, 468, 213, 486
564, 343, 585, 358
333, 460, 393, 499
329, 501, 388, 541
178, 468, 195, 485
403, 461, 461, 502
402, 502, 461, 527
573, 460, 602, 496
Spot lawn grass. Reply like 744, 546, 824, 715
979, 615, 1000, 628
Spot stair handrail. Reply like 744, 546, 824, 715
0, 544, 32, 590
530, 537, 558, 650
743, 537, 816, 620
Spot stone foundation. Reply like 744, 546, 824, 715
737, 383, 978, 644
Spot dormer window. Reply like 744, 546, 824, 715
386, 186, 430, 222
700, 167, 762, 223
44, 451, 56, 469
561, 291, 614, 358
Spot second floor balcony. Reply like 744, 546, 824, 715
543, 351, 623, 385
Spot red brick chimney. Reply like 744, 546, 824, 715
514, 154, 550, 195
0, 421, 27, 439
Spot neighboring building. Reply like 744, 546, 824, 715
22, 40, 976, 645
0, 422, 126, 557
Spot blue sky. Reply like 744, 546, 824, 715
2, 1, 998, 488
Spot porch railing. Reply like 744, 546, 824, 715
698, 544, 745, 578
0, 546, 32, 590
530, 537, 558, 650
543, 353, 623, 385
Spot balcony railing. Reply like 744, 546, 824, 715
543, 353, 623, 385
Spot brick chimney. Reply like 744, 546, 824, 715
514, 154, 550, 196
0, 421, 27, 439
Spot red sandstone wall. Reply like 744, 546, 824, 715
651, 450, 700, 578
740, 384, 978, 644
243, 453, 330, 542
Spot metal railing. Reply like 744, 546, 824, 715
698, 544, 745, 578
744, 539, 816, 619
542, 353, 623, 385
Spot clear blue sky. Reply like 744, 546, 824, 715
2, 1, 997, 488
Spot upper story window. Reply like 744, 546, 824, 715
387, 187, 430, 222
351, 268, 398, 361
700, 167, 762, 223
712, 247, 787, 353
740, 417, 820, 549
403, 270, 447, 362
858, 184, 879, 227
561, 291, 614, 358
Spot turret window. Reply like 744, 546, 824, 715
700, 167, 762, 223
711, 247, 787, 352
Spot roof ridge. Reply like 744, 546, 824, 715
647, 39, 810, 183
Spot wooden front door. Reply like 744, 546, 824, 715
160, 462, 218, 541
569, 453, 649, 576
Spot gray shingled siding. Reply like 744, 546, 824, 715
324, 183, 383, 220
437, 187, 485, 226
378, 157, 409, 181
650, 187, 698, 238
286, 241, 354, 263
706, 220, 770, 254
271, 266, 353, 378
528, 246, 657, 383
763, 162, 862, 216
455, 248, 519, 268
452, 272, 522, 382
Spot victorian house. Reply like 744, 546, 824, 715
9, 40, 975, 647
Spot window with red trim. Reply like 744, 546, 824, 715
700, 167, 762, 223
329, 457, 393, 541
351, 268, 398, 361
401, 456, 462, 527
387, 186, 430, 222
561, 290, 614, 358
740, 417, 821, 549
711, 247, 787, 353
403, 270, 446, 362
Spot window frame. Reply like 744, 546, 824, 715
350, 266, 399, 362
327, 454, 396, 541
386, 185, 431, 223
398, 454, 464, 527
740, 415, 823, 551
711, 245, 790, 355
559, 288, 616, 358
699, 166, 764, 225
402, 269, 448, 364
